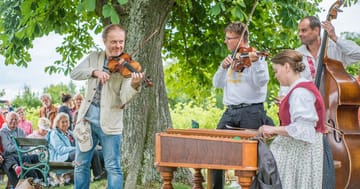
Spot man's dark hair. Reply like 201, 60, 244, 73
301, 16, 321, 30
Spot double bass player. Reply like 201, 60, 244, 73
278, 16, 360, 97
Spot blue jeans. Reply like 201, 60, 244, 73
74, 107, 123, 189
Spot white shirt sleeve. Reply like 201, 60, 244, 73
284, 87, 318, 143
328, 38, 360, 66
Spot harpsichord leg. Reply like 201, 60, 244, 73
158, 166, 177, 189
235, 170, 256, 189
192, 168, 204, 189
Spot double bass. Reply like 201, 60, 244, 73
316, 1, 360, 188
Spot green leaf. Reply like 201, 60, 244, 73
237, 0, 246, 8
15, 28, 26, 39
111, 12, 120, 24
210, 4, 221, 16
84, 0, 96, 11
102, 4, 113, 18
231, 6, 244, 20
117, 0, 128, 5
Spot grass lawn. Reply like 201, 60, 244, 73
0, 179, 240, 189
0, 174, 240, 188
49, 182, 238, 189
0, 179, 194, 189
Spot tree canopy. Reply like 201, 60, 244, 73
1, 0, 358, 105
1, 0, 359, 187
163, 0, 359, 106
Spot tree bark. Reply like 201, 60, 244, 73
119, 1, 182, 189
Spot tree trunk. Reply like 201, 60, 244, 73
119, 1, 185, 189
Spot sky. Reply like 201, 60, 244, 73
1, 0, 360, 101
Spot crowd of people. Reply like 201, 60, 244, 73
0, 24, 143, 189
0, 14, 360, 189
0, 92, 106, 188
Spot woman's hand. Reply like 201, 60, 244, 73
274, 96, 284, 106
259, 125, 277, 138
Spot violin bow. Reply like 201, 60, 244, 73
231, 0, 259, 60
130, 28, 159, 57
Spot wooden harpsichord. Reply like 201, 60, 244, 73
155, 128, 259, 189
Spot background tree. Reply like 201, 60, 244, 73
342, 32, 360, 74
0, 0, 359, 187
43, 81, 77, 104
0, 89, 5, 98
11, 85, 42, 108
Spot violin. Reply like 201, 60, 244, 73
107, 53, 153, 88
231, 47, 269, 72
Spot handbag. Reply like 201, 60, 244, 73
15, 178, 34, 189
250, 137, 282, 189
73, 120, 93, 152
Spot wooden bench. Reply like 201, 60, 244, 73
11, 137, 74, 186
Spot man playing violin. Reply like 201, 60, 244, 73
212, 21, 273, 189
70, 24, 144, 189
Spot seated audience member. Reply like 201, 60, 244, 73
48, 112, 76, 163
48, 112, 75, 185
71, 93, 83, 126
0, 112, 41, 186
0, 99, 13, 128
27, 117, 51, 139
0, 137, 6, 186
58, 93, 74, 130
27, 117, 61, 186
0, 109, 5, 128
49, 113, 104, 182
39, 93, 58, 129
16, 107, 33, 136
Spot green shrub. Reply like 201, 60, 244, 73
170, 97, 280, 129
265, 102, 279, 126
170, 96, 223, 129
25, 106, 41, 129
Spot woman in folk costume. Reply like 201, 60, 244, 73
259, 49, 334, 189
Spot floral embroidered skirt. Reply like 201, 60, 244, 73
270, 133, 323, 189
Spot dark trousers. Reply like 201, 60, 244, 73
323, 134, 335, 189
3, 153, 41, 186
211, 169, 225, 189
65, 150, 76, 162
217, 103, 273, 130
212, 103, 274, 188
